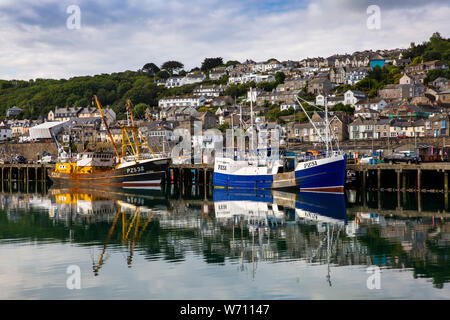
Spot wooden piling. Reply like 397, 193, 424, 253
445, 171, 448, 193
417, 169, 421, 191
377, 169, 381, 189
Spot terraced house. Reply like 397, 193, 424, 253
405, 60, 446, 74
349, 118, 375, 140
425, 114, 449, 137
287, 111, 349, 142
256, 89, 301, 106
378, 84, 426, 100
158, 95, 206, 109
193, 85, 226, 101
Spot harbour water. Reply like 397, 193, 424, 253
0, 182, 449, 299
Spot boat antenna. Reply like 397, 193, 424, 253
295, 96, 327, 146
324, 95, 330, 157
250, 87, 255, 152
92, 95, 121, 162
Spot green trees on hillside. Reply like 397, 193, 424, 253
403, 32, 450, 65
201, 57, 224, 72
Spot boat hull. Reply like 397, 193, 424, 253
295, 155, 346, 193
213, 172, 274, 189
213, 155, 346, 192
49, 158, 169, 189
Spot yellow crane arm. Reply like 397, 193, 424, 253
93, 95, 121, 162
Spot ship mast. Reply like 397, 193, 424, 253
324, 96, 330, 157
125, 100, 141, 160
295, 95, 333, 156
121, 100, 156, 160
93, 95, 121, 163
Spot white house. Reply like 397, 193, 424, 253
182, 73, 206, 85
158, 95, 206, 109
344, 90, 366, 107
251, 61, 282, 73
345, 68, 368, 85
280, 103, 299, 111
354, 108, 380, 119
165, 77, 184, 88
228, 73, 274, 85
247, 87, 262, 103
316, 94, 345, 107
165, 73, 206, 88
354, 98, 387, 112
193, 85, 226, 101
0, 126, 12, 141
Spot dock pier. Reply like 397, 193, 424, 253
0, 164, 54, 183
168, 164, 214, 198
347, 163, 450, 193
1, 162, 448, 195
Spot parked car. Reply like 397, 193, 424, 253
37, 155, 57, 164
360, 156, 375, 164
12, 155, 27, 164
383, 152, 420, 164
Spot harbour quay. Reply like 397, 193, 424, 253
0, 163, 54, 182
348, 162, 450, 192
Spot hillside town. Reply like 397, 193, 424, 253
1, 36, 450, 163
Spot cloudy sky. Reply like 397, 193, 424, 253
0, 0, 449, 80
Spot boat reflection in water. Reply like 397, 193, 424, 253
2, 184, 450, 298
213, 188, 347, 228
49, 186, 167, 275
213, 188, 347, 282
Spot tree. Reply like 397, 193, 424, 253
201, 57, 223, 72
156, 70, 170, 80
226, 60, 240, 67
161, 61, 184, 74
257, 81, 277, 92
423, 51, 441, 61
142, 63, 160, 76
332, 103, 354, 115
133, 103, 149, 119
217, 123, 230, 132
274, 71, 286, 84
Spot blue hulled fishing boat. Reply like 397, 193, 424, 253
213, 92, 346, 193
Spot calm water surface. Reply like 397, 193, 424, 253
0, 182, 449, 299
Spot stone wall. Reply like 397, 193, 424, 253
0, 142, 58, 161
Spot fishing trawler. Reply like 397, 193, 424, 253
49, 97, 170, 188
213, 91, 346, 192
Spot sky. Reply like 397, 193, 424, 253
0, 0, 449, 80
